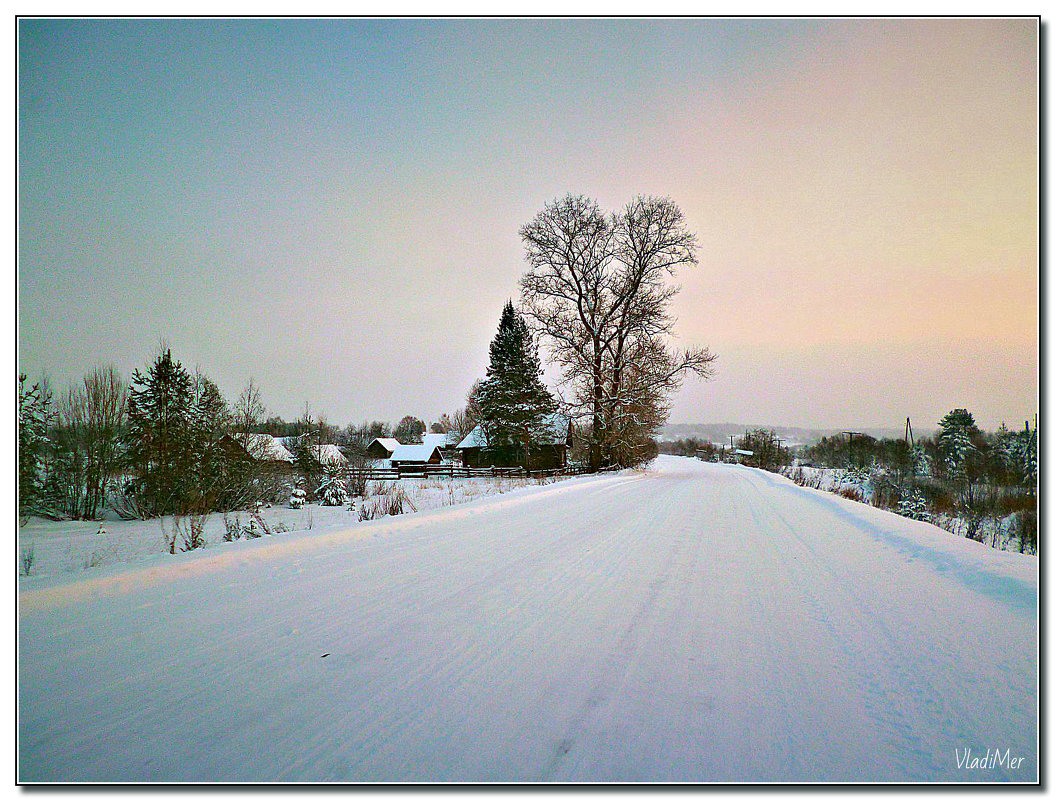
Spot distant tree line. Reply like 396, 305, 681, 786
660, 430, 793, 471
796, 409, 1037, 553
16, 350, 460, 524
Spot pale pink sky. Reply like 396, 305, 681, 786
20, 19, 1037, 431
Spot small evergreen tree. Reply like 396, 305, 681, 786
125, 349, 196, 516
292, 407, 323, 499
896, 487, 930, 521
317, 464, 350, 506
476, 301, 556, 467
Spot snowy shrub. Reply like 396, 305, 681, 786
896, 488, 930, 521
359, 485, 416, 520
837, 486, 862, 502
289, 485, 307, 509
317, 475, 350, 507
249, 510, 272, 537
180, 515, 207, 552
842, 465, 871, 489
20, 543, 35, 576
222, 513, 244, 542
385, 486, 416, 516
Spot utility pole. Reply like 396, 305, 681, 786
904, 417, 914, 448
842, 431, 863, 468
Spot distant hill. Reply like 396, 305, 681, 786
659, 423, 934, 448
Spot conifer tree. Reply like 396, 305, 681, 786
190, 372, 231, 507
18, 373, 53, 523
938, 408, 983, 515
125, 349, 196, 516
477, 301, 556, 467
938, 409, 979, 479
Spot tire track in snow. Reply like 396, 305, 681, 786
736, 468, 1031, 780
537, 473, 700, 781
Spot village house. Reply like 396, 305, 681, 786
388, 443, 444, 468
310, 443, 348, 467
456, 413, 573, 470
365, 437, 401, 459
220, 433, 295, 464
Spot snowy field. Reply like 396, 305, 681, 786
17, 475, 563, 581
18, 456, 1036, 782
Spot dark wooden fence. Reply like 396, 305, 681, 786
342, 463, 596, 482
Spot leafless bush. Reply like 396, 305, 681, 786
161, 516, 180, 554
222, 513, 244, 541
836, 486, 862, 502
181, 514, 206, 551
346, 469, 369, 498
359, 485, 417, 520
387, 485, 416, 515
113, 481, 151, 520
249, 509, 272, 537
20, 543, 35, 576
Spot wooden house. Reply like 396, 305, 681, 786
388, 443, 444, 467
456, 413, 573, 470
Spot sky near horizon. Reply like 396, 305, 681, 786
18, 18, 1038, 432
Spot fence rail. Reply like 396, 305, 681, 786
341, 463, 594, 482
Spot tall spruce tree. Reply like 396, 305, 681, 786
190, 372, 231, 507
126, 349, 196, 516
938, 409, 979, 479
477, 301, 556, 467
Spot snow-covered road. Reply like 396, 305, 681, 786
19, 456, 1037, 782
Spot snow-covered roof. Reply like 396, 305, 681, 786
389, 443, 443, 463
368, 437, 401, 454
242, 434, 294, 463
422, 432, 457, 449
457, 413, 571, 450
734, 449, 754, 456
312, 444, 348, 465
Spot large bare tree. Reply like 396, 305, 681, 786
520, 194, 716, 469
